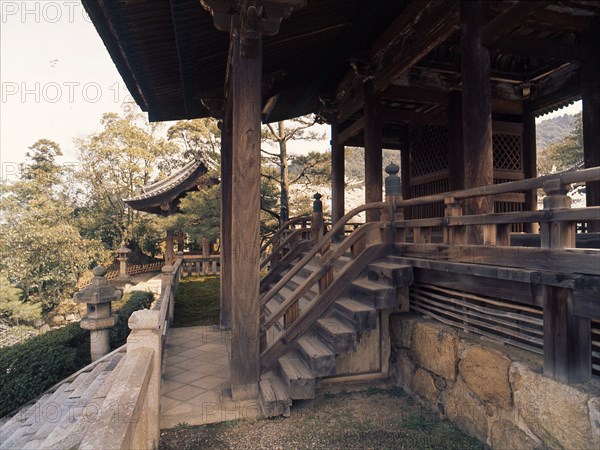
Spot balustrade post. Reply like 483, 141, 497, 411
202, 238, 210, 275
161, 265, 175, 324
541, 179, 590, 383
126, 309, 161, 449
311, 193, 324, 241
384, 163, 402, 246
443, 197, 466, 245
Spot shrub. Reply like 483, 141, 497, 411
0, 290, 154, 417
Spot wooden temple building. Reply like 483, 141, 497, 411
2, 1, 598, 449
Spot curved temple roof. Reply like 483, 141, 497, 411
124, 158, 212, 215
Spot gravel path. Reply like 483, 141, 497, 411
160, 385, 484, 450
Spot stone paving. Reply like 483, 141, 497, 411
159, 326, 261, 429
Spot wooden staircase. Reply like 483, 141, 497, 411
258, 252, 412, 418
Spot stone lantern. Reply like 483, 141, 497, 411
115, 244, 131, 283
74, 266, 121, 361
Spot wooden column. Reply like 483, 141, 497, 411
220, 89, 233, 330
522, 101, 538, 233
177, 230, 184, 252
364, 79, 383, 222
230, 14, 262, 400
165, 229, 174, 265
582, 43, 600, 232
331, 118, 345, 227
541, 180, 590, 383
447, 91, 465, 192
460, 0, 494, 244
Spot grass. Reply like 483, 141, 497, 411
173, 276, 220, 327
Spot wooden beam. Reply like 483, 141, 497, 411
230, 13, 261, 401
337, 85, 364, 124
380, 107, 446, 126
382, 85, 449, 105
461, 0, 494, 244
338, 117, 365, 144
489, 35, 592, 62
482, 1, 550, 47
373, 3, 460, 93
364, 80, 383, 222
331, 118, 345, 227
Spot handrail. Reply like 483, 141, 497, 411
262, 222, 381, 329
260, 215, 311, 254
396, 166, 600, 209
260, 228, 305, 270
260, 201, 385, 307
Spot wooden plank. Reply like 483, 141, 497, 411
380, 107, 447, 126
413, 267, 541, 307
382, 85, 449, 105
230, 21, 261, 401
394, 244, 600, 276
573, 290, 600, 320
447, 92, 464, 191
461, 0, 493, 244
364, 80, 382, 222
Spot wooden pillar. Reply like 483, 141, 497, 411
582, 42, 600, 232
364, 80, 383, 222
541, 180, 590, 383
165, 229, 174, 265
522, 101, 538, 233
399, 125, 411, 200
220, 97, 233, 330
177, 230, 184, 252
230, 12, 262, 400
447, 92, 465, 192
460, 0, 494, 244
331, 118, 345, 227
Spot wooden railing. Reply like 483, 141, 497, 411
77, 261, 164, 288
389, 166, 600, 383
80, 259, 182, 449
260, 215, 312, 270
260, 166, 600, 383
181, 254, 220, 276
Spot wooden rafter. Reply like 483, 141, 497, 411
482, 1, 551, 46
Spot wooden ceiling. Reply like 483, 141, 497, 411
82, 0, 599, 125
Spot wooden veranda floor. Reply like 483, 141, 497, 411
159, 326, 261, 429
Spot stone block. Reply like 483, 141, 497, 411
510, 362, 595, 450
445, 378, 488, 442
589, 397, 600, 443
411, 368, 440, 405
459, 344, 512, 409
391, 348, 415, 390
410, 320, 458, 381
489, 419, 539, 450
390, 313, 416, 349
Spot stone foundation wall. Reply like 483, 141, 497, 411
390, 313, 600, 449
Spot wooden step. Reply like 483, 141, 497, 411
277, 356, 315, 400
351, 277, 397, 309
258, 371, 291, 418
316, 317, 357, 354
297, 335, 336, 377
334, 298, 377, 332
368, 261, 413, 287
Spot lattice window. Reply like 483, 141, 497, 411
493, 133, 522, 171
410, 125, 449, 178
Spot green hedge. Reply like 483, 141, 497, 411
0, 290, 153, 417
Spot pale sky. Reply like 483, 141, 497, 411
0, 1, 581, 183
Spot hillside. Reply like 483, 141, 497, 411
536, 113, 578, 151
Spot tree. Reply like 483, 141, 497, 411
75, 105, 181, 251
537, 113, 583, 175
0, 274, 41, 325
0, 140, 109, 314
261, 116, 327, 224
166, 118, 221, 165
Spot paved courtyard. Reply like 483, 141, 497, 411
160, 326, 261, 429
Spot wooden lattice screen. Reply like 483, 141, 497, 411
408, 122, 526, 232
